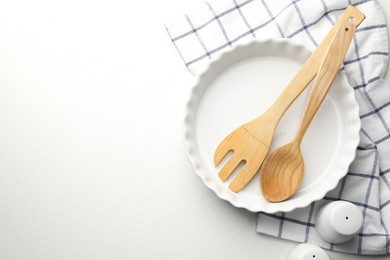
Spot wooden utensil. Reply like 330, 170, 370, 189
260, 21, 356, 202
214, 5, 365, 193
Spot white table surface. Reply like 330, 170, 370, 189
0, 0, 388, 259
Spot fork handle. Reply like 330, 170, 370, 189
294, 21, 356, 144
258, 6, 364, 127
262, 57, 318, 122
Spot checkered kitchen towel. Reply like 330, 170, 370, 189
165, 0, 390, 255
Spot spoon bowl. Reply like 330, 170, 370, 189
260, 142, 304, 202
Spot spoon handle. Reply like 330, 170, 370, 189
294, 21, 356, 144
261, 6, 364, 123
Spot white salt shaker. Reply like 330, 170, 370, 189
286, 243, 330, 260
315, 201, 363, 244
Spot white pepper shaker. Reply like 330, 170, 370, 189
286, 243, 330, 260
315, 201, 363, 244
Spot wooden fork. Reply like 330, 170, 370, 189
214, 5, 365, 192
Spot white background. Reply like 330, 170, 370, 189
0, 0, 389, 259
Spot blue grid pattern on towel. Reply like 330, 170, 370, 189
165, 0, 390, 255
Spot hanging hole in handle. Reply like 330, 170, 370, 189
313, 255, 316, 258
345, 28, 349, 32
349, 17, 355, 23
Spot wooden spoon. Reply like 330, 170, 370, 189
260, 21, 356, 202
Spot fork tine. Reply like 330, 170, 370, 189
214, 136, 232, 166
218, 156, 242, 181
228, 163, 258, 192
230, 149, 269, 192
